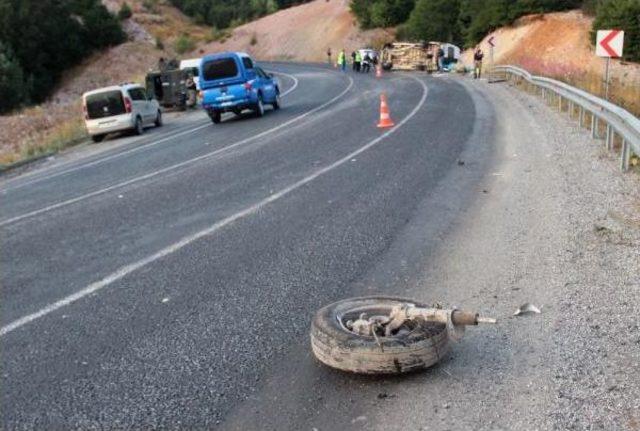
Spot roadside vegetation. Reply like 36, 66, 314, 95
169, 0, 310, 29
0, 0, 125, 114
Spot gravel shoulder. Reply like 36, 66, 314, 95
369, 76, 640, 430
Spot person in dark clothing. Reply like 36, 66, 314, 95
362, 54, 372, 73
437, 47, 445, 72
473, 47, 484, 79
351, 51, 357, 71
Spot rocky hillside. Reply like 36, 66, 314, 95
196, 0, 393, 62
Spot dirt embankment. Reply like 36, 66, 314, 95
462, 11, 640, 116
196, 0, 393, 63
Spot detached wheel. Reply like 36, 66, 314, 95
310, 296, 449, 374
155, 110, 163, 127
134, 116, 144, 135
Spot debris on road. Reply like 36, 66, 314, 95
513, 302, 542, 316
310, 297, 496, 375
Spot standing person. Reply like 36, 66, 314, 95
362, 53, 372, 73
338, 49, 347, 72
473, 47, 484, 79
327, 47, 332, 65
354, 50, 362, 72
351, 51, 357, 71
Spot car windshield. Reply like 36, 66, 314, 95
85, 90, 125, 119
202, 58, 238, 81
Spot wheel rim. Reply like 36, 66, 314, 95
258, 99, 264, 115
336, 302, 426, 339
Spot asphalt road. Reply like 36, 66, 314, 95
2, 63, 638, 430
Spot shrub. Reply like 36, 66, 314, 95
250, 33, 258, 45
118, 2, 133, 20
175, 34, 196, 54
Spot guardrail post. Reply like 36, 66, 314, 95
605, 125, 612, 150
620, 139, 631, 171
591, 115, 597, 138
579, 107, 584, 128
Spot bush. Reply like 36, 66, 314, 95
118, 2, 133, 20
592, 0, 640, 62
155, 37, 164, 50
175, 34, 196, 54
250, 33, 258, 45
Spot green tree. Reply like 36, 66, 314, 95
402, 0, 461, 43
592, 0, 640, 61
0, 42, 27, 113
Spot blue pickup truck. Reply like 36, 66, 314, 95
199, 52, 281, 124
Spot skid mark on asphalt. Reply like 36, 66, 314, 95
0, 75, 428, 337
0, 74, 352, 228
0, 71, 300, 194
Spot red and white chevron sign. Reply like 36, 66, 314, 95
596, 30, 624, 58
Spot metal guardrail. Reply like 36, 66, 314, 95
493, 65, 639, 171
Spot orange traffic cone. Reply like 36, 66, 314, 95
376, 65, 382, 78
377, 93, 395, 128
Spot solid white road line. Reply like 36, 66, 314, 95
0, 74, 347, 228
0, 72, 300, 193
0, 75, 427, 337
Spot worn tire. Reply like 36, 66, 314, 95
91, 134, 105, 143
310, 296, 449, 374
155, 110, 163, 127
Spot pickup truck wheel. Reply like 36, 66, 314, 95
91, 134, 105, 143
134, 116, 144, 135
155, 110, 163, 127
255, 95, 265, 118
272, 93, 281, 110
310, 296, 450, 374
210, 111, 221, 124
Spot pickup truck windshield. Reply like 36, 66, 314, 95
202, 58, 239, 81
86, 90, 125, 119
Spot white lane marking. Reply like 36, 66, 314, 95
0, 75, 350, 228
0, 72, 300, 193
0, 75, 427, 337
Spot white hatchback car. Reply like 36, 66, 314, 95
83, 84, 162, 142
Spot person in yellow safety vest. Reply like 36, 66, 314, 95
337, 49, 346, 72
354, 50, 362, 72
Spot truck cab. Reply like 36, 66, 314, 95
199, 52, 280, 124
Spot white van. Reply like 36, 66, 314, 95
82, 84, 162, 142
179, 58, 202, 90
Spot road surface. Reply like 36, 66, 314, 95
2, 63, 638, 430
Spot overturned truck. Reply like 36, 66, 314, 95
380, 42, 441, 72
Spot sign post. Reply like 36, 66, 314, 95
488, 36, 495, 82
596, 30, 624, 100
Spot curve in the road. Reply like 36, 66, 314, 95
0, 74, 427, 337
0, 72, 352, 228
